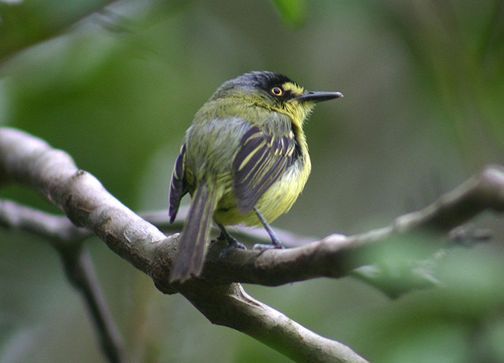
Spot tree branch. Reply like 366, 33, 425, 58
179, 282, 368, 363
1, 127, 502, 361
169, 164, 502, 287
0, 201, 127, 363
0, 199, 312, 248
0, 127, 370, 362
0, 199, 89, 243
59, 245, 127, 363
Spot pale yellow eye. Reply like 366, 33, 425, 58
271, 86, 283, 97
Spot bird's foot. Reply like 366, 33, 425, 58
217, 229, 246, 249
219, 239, 246, 259
253, 238, 285, 251
226, 236, 247, 250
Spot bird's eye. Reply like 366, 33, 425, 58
271, 87, 283, 97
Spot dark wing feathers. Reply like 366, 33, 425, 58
169, 143, 188, 223
232, 126, 298, 213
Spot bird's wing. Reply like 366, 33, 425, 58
232, 125, 299, 213
169, 143, 189, 223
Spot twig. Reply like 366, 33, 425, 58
0, 199, 89, 243
59, 245, 126, 363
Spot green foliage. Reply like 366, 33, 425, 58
271, 0, 307, 27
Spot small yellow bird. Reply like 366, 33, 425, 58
169, 71, 343, 282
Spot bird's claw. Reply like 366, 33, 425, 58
253, 242, 285, 250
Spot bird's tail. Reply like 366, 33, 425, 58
169, 181, 218, 283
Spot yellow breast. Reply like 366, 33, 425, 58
214, 155, 311, 226
254, 155, 311, 223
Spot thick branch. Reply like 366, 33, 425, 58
1, 127, 502, 290
2, 127, 501, 362
0, 127, 369, 362
0, 128, 165, 271
179, 282, 367, 363
153, 164, 504, 287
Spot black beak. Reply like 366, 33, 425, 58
295, 91, 344, 103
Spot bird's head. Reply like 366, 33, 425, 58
210, 71, 343, 127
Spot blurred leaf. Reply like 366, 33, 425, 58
436, 247, 504, 314
271, 0, 306, 27
383, 323, 468, 363
0, 0, 112, 63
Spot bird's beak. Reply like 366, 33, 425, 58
295, 91, 344, 103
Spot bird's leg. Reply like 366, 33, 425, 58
253, 207, 285, 250
217, 224, 246, 250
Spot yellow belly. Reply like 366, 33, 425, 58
213, 157, 311, 226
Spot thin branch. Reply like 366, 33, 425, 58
145, 207, 315, 247
59, 245, 126, 363
0, 201, 127, 363
0, 199, 89, 244
0, 127, 370, 362
0, 200, 312, 248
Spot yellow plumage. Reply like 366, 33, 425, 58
168, 71, 342, 282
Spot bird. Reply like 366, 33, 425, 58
168, 71, 343, 282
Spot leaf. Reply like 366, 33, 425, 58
271, 0, 307, 27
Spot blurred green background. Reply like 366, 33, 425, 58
0, 0, 503, 362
